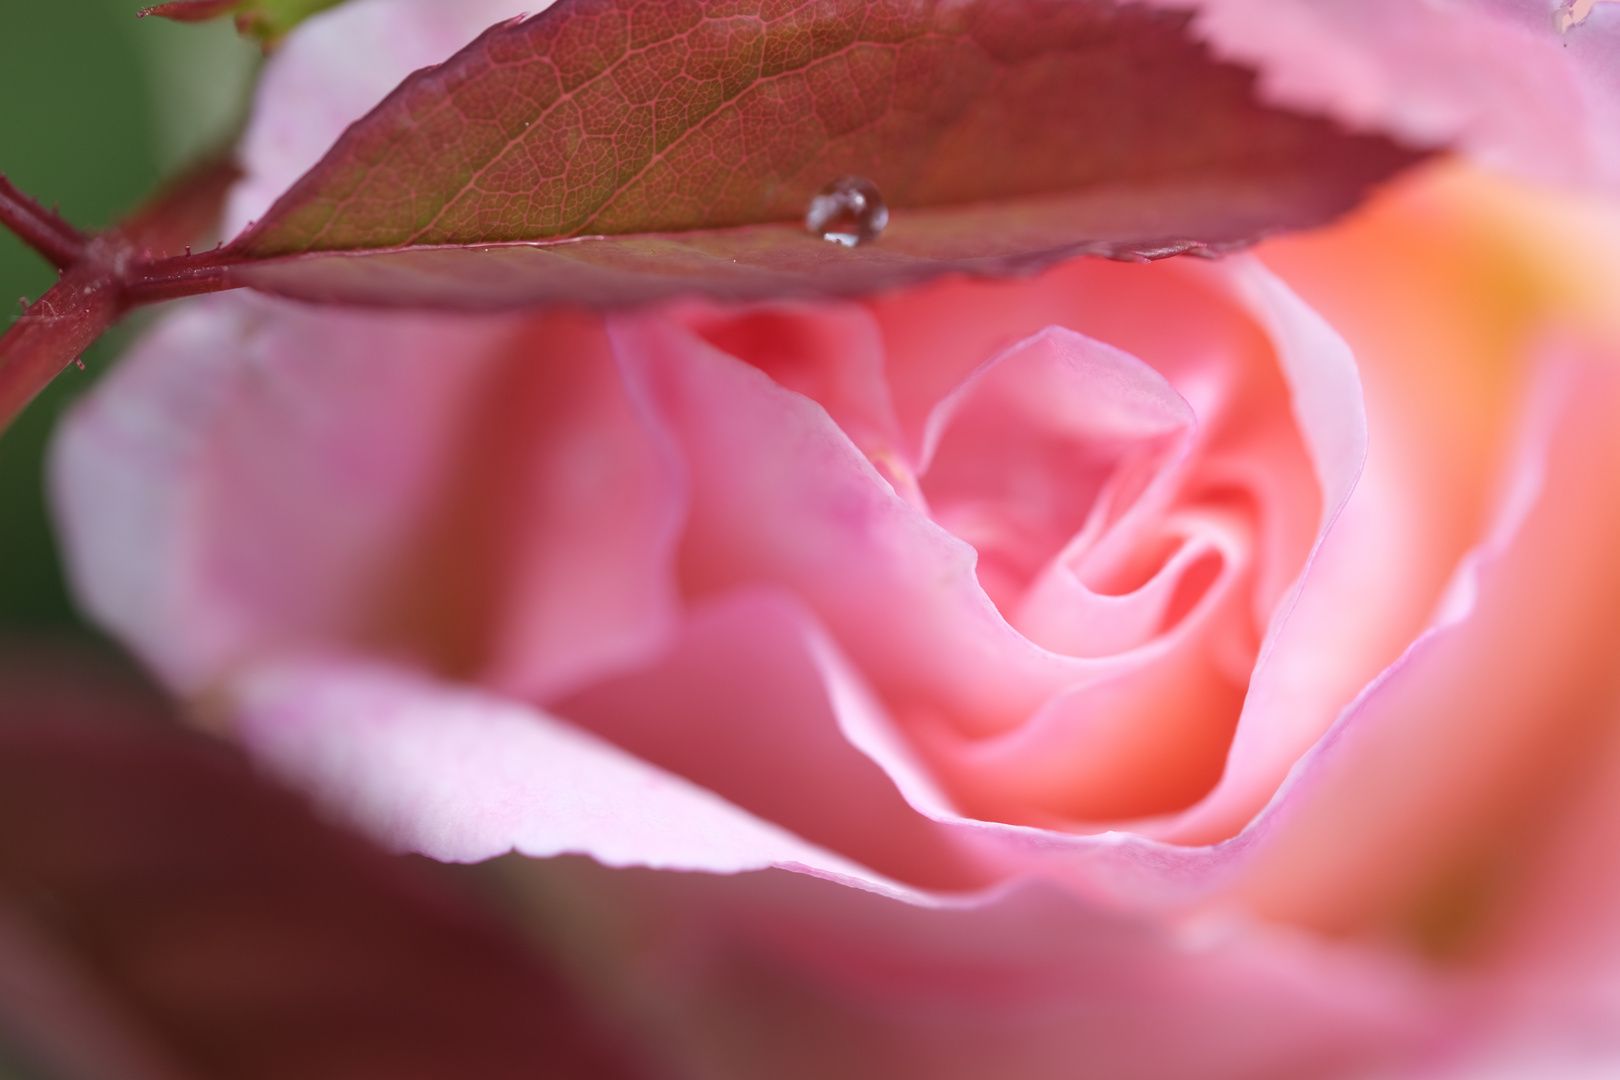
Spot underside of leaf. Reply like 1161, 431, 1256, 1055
219, 175, 1346, 309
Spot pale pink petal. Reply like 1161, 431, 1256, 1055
50, 247, 1394, 911
48, 294, 512, 693
227, 655, 932, 899
920, 326, 1199, 624
556, 588, 991, 891
737, 584, 1261, 907
1422, 1057, 1620, 1080
224, 0, 542, 237
433, 313, 685, 702
1234, 340, 1620, 934
909, 326, 1260, 822
684, 257, 1355, 835
677, 301, 907, 466
809, 600, 1274, 910
871, 258, 1272, 460
1202, 257, 1366, 516
1479, 716, 1620, 1046
1156, 255, 1372, 842
50, 298, 682, 706
1150, 0, 1620, 189
609, 309, 1097, 732
610, 291, 1305, 889
921, 528, 1253, 825
1428, 402, 1620, 1073
869, 257, 1326, 630
502, 855, 1446, 1080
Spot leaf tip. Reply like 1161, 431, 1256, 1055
138, 0, 245, 24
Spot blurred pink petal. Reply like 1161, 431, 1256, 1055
1451, 678, 1620, 1076
49, 294, 509, 693
51, 296, 682, 703
228, 654, 933, 898
392, 311, 685, 702
1236, 338, 1620, 934
48, 246, 1418, 910
557, 588, 992, 891
1156, 0, 1620, 189
496, 856, 1447, 1080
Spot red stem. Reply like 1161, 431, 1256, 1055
0, 263, 120, 431
122, 255, 237, 305
0, 175, 89, 271
0, 167, 251, 433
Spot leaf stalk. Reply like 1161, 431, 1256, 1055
0, 175, 89, 271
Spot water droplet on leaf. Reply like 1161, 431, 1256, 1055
806, 176, 888, 247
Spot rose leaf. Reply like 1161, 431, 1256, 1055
139, 0, 349, 45
2, 0, 1428, 430
159, 0, 1425, 308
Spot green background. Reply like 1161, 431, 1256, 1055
0, 0, 257, 633
0, 6, 256, 1076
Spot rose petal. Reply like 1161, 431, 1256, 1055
809, 613, 1256, 908
1153, 254, 1370, 842
495, 855, 1444, 1080
907, 326, 1258, 821
48, 294, 510, 693
919, 326, 1198, 620
1234, 339, 1620, 936
1449, 699, 1620, 1077
228, 655, 935, 901
376, 311, 686, 701
868, 256, 1324, 625
679, 301, 906, 467
609, 308, 1095, 731
710, 256, 1350, 833
557, 588, 991, 891
1150, 0, 1620, 189
50, 296, 683, 704
49, 240, 1382, 906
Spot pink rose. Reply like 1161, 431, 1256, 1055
43, 1, 1620, 1077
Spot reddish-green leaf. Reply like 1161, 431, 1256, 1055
216, 180, 1318, 310
3, 0, 1427, 427
119, 156, 242, 261
139, 0, 244, 21
204, 0, 1420, 307
139, 0, 348, 45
